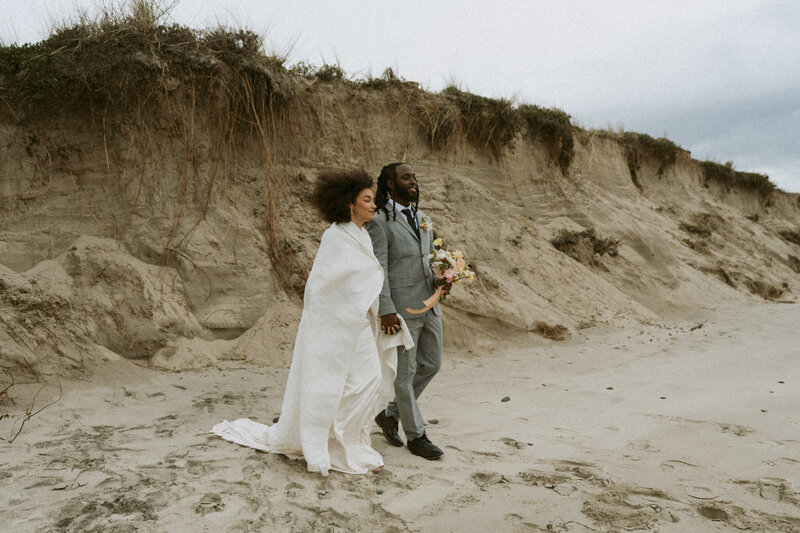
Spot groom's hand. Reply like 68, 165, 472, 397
380, 313, 401, 335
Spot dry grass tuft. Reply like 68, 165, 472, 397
700, 266, 736, 287
531, 321, 570, 341
702, 161, 775, 203
518, 104, 574, 174
779, 229, 800, 247
744, 279, 785, 300
683, 239, 710, 254
679, 223, 711, 239
703, 265, 788, 299
788, 255, 800, 274
360, 67, 418, 90
679, 213, 723, 240
1, 369, 62, 444
550, 229, 619, 268
415, 95, 460, 151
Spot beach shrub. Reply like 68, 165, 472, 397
518, 104, 574, 174
289, 62, 345, 82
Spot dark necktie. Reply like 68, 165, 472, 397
402, 208, 419, 237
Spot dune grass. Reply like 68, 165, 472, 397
701, 161, 775, 202
619, 132, 680, 189
440, 85, 520, 159
0, 0, 292, 119
518, 104, 574, 174
289, 62, 345, 82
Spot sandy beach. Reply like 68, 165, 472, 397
2, 301, 798, 532
3, 6, 800, 533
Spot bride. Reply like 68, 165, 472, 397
211, 169, 412, 476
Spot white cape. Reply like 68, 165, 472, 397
211, 222, 413, 475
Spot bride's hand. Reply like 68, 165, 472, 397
380, 313, 401, 335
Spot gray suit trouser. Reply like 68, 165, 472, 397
385, 309, 443, 440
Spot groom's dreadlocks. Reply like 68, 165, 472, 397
375, 162, 419, 221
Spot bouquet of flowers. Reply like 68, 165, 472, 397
407, 237, 475, 314
429, 237, 475, 286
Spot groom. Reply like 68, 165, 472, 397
366, 162, 446, 460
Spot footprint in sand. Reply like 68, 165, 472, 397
687, 485, 718, 500
225, 520, 252, 533
697, 505, 728, 521
626, 439, 660, 452
499, 437, 526, 449
195, 492, 224, 515
285, 481, 305, 498
718, 423, 753, 436
470, 471, 509, 490
504, 513, 538, 530
661, 459, 699, 469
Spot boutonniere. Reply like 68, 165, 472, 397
419, 216, 432, 232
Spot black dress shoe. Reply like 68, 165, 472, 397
407, 434, 444, 460
375, 411, 404, 447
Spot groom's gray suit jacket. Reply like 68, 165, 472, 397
366, 203, 440, 322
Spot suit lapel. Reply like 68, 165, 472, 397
385, 201, 420, 241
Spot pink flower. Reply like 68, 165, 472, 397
444, 268, 455, 281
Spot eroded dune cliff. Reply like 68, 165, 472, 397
1, 20, 799, 379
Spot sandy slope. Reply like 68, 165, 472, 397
2, 301, 798, 532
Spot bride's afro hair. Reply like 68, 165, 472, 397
311, 169, 373, 223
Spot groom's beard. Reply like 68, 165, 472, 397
395, 185, 419, 204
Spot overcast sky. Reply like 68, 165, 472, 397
3, 0, 799, 192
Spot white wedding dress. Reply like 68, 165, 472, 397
211, 222, 413, 475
